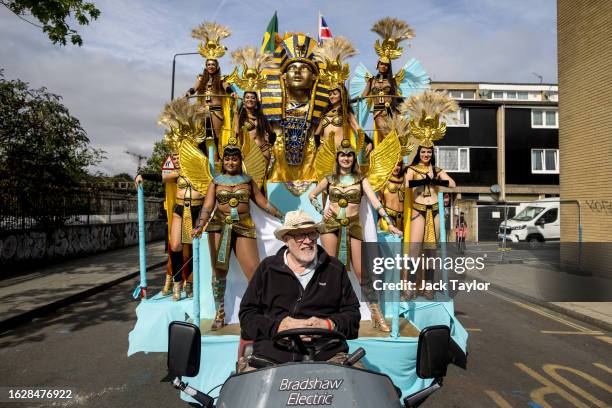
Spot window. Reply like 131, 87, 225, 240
435, 147, 470, 172
445, 108, 469, 127
531, 149, 559, 174
448, 89, 475, 100
539, 208, 558, 224
487, 90, 531, 100
532, 109, 558, 128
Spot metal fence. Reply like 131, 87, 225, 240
0, 190, 164, 231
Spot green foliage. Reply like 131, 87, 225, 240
0, 70, 105, 225
140, 140, 172, 197
1, 0, 101, 46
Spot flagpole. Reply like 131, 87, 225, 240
318, 10, 321, 44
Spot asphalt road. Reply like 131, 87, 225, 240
0, 266, 610, 408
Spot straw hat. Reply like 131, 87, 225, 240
274, 209, 325, 240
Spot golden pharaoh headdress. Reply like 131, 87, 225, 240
191, 21, 231, 60
371, 17, 415, 64
227, 46, 275, 93
277, 32, 319, 73
400, 90, 459, 148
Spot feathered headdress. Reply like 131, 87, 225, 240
191, 21, 231, 60
371, 17, 415, 64
158, 98, 207, 151
381, 114, 415, 156
400, 90, 459, 148
226, 46, 275, 93
313, 36, 357, 89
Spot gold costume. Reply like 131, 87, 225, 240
378, 175, 405, 232
321, 174, 365, 270
206, 174, 257, 271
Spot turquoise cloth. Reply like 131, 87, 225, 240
127, 292, 194, 356
266, 182, 321, 221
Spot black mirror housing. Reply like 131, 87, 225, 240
167, 321, 201, 378
416, 325, 451, 379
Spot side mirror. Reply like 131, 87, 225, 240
416, 325, 451, 379
406, 326, 467, 408
168, 321, 201, 377
535, 218, 546, 226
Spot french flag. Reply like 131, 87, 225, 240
318, 14, 333, 43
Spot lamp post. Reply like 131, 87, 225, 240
171, 52, 200, 100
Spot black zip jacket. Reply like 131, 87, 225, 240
239, 245, 361, 363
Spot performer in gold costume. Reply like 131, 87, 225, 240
360, 18, 415, 144
228, 47, 277, 164
377, 115, 415, 233
186, 21, 236, 159
378, 161, 405, 232
191, 139, 282, 330
312, 37, 370, 155
309, 132, 402, 332
154, 98, 209, 300
402, 91, 457, 299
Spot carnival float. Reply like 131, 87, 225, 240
129, 16, 468, 407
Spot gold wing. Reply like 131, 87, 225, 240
367, 129, 401, 192
314, 132, 337, 182
394, 68, 405, 95
242, 133, 267, 189
223, 66, 239, 85
178, 142, 213, 194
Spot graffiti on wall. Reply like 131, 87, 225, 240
585, 200, 612, 216
0, 221, 166, 264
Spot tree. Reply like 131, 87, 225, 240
0, 71, 105, 225
139, 140, 172, 197
1, 0, 100, 46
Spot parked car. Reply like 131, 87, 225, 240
498, 199, 560, 247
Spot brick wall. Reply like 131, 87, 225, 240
558, 0, 612, 242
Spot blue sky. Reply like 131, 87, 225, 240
0, 0, 557, 175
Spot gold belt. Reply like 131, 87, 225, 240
176, 197, 204, 206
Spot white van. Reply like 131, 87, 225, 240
498, 199, 560, 246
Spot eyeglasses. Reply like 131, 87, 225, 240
288, 231, 319, 243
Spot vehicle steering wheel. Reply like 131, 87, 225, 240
272, 328, 346, 361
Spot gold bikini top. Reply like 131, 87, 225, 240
177, 175, 191, 190
215, 188, 251, 206
384, 176, 405, 201
321, 108, 343, 129
326, 175, 363, 207
370, 78, 393, 96
243, 120, 257, 131
409, 165, 442, 180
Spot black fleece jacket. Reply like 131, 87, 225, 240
239, 245, 361, 363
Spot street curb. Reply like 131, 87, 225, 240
469, 275, 612, 333
0, 261, 167, 333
